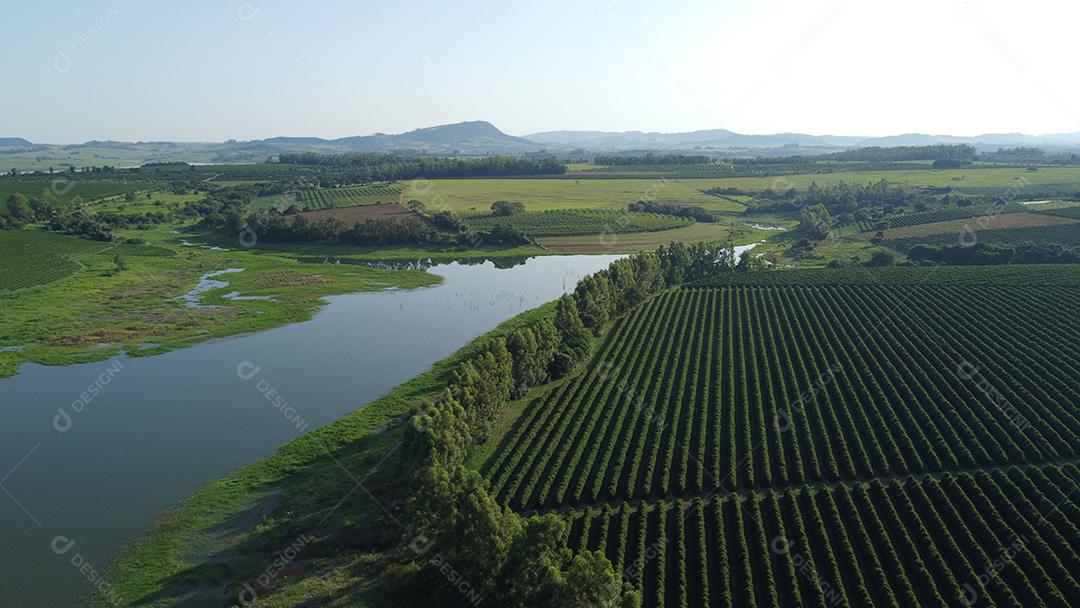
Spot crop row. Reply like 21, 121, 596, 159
296, 184, 403, 210
566, 462, 1080, 608
463, 209, 691, 237
485, 284, 1080, 509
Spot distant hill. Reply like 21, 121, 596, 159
525, 128, 1080, 151
0, 137, 35, 148
331, 120, 540, 154
5, 122, 1080, 172
224, 121, 542, 155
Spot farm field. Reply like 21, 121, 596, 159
403, 178, 748, 213
481, 268, 1080, 604
296, 184, 404, 209
843, 207, 985, 232
399, 168, 1080, 216
861, 211, 1078, 240
0, 230, 173, 292
463, 209, 693, 237
565, 462, 1080, 608
886, 221, 1080, 251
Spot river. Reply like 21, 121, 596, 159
0, 254, 622, 607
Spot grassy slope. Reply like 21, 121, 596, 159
96, 303, 559, 607
0, 226, 438, 378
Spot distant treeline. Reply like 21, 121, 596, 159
594, 153, 714, 165
980, 147, 1080, 165
822, 144, 977, 162
277, 153, 566, 180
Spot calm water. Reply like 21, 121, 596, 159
0, 254, 622, 607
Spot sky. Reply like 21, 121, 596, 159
3, 0, 1079, 143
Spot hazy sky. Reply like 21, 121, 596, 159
4, 0, 1079, 143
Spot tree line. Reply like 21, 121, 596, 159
594, 153, 714, 165
227, 208, 533, 248
277, 153, 566, 181
822, 144, 977, 162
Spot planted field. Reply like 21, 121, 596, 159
866, 211, 1077, 241
0, 230, 173, 291
296, 184, 403, 210
486, 284, 1080, 508
886, 221, 1080, 252
566, 463, 1080, 608
482, 268, 1080, 605
846, 208, 978, 232
463, 209, 692, 237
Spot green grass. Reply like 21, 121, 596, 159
0, 226, 438, 378
397, 169, 1080, 217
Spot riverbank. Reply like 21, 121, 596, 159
87, 252, 632, 607
0, 227, 440, 379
